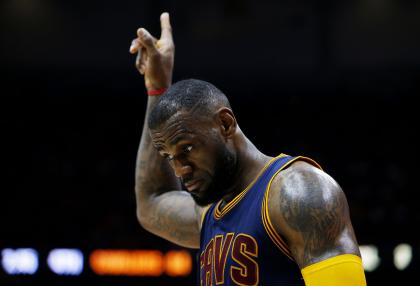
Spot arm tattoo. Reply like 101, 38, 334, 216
134, 98, 202, 248
279, 165, 354, 267
145, 191, 202, 247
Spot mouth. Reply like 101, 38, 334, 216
184, 179, 203, 193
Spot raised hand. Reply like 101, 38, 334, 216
129, 12, 174, 91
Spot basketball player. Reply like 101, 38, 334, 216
129, 12, 367, 285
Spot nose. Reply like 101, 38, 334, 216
172, 159, 192, 178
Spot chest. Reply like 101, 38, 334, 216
199, 194, 269, 286
200, 219, 261, 286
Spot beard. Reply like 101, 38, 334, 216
190, 144, 236, 207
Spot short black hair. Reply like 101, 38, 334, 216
148, 79, 231, 129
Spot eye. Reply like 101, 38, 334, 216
161, 152, 174, 161
183, 145, 193, 153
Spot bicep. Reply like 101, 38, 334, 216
272, 163, 360, 268
139, 190, 204, 249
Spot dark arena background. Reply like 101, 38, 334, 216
1, 0, 419, 285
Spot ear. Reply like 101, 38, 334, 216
216, 107, 237, 138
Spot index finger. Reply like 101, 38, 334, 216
160, 12, 173, 41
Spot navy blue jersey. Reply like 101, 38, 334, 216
199, 154, 321, 286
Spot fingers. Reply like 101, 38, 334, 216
129, 13, 172, 54
129, 39, 140, 54
135, 48, 142, 73
135, 47, 147, 74
160, 12, 173, 42
136, 28, 158, 54
130, 13, 173, 75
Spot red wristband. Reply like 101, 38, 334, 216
147, 88, 167, 96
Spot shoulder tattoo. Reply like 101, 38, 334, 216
278, 164, 350, 266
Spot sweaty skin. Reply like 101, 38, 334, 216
131, 12, 362, 272
268, 161, 360, 268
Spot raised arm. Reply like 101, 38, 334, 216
130, 13, 204, 249
269, 161, 366, 285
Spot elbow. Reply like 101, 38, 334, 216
136, 209, 146, 228
136, 203, 153, 231
135, 184, 160, 233
135, 185, 148, 228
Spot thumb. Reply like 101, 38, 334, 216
137, 28, 157, 53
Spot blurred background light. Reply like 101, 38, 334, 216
47, 248, 84, 275
89, 249, 193, 276
359, 245, 381, 272
393, 243, 412, 271
164, 250, 192, 277
1, 248, 39, 275
89, 250, 164, 276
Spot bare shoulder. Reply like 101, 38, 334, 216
268, 160, 360, 268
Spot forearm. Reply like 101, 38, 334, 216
135, 95, 181, 222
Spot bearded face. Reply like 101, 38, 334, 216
151, 111, 237, 206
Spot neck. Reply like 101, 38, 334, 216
220, 132, 272, 205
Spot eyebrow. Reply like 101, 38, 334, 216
153, 143, 165, 152
169, 134, 192, 146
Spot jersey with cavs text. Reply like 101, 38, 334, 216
199, 154, 321, 286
